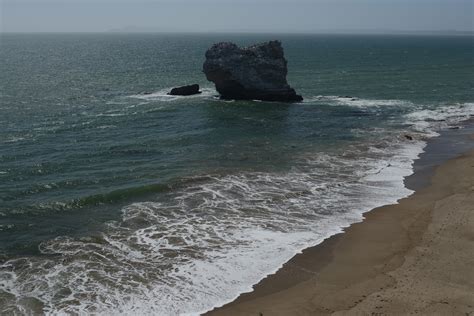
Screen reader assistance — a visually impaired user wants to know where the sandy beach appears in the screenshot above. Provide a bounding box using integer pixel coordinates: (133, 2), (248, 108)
(208, 146), (474, 315)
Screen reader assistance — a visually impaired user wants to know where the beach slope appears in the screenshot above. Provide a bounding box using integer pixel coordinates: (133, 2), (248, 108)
(208, 150), (474, 315)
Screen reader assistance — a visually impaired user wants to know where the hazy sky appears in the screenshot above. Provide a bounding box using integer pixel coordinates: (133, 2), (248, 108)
(1, 0), (473, 33)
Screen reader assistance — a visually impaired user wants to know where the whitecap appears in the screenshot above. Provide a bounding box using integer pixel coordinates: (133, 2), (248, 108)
(129, 87), (217, 102)
(405, 102), (474, 136)
(2, 136), (26, 143)
(303, 95), (414, 108)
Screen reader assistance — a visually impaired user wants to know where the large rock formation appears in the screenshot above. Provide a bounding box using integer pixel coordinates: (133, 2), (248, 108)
(168, 84), (201, 96)
(203, 41), (303, 102)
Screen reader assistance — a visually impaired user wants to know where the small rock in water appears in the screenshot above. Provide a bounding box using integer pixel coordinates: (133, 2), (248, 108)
(404, 134), (414, 141)
(203, 40), (303, 102)
(168, 84), (202, 96)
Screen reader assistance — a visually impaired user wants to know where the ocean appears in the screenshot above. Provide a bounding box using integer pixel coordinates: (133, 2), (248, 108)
(0, 33), (473, 315)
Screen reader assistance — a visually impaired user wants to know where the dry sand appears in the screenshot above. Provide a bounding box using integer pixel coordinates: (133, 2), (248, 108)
(207, 150), (474, 315)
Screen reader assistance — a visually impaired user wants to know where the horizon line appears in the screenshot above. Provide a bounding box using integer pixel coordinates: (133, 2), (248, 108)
(1, 30), (473, 36)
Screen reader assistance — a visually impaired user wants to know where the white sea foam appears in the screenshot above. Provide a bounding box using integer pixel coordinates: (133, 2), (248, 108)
(405, 102), (474, 136)
(0, 140), (425, 315)
(0, 101), (472, 315)
(303, 95), (414, 108)
(2, 136), (26, 143)
(96, 112), (128, 117)
(129, 87), (217, 102)
(335, 98), (413, 108)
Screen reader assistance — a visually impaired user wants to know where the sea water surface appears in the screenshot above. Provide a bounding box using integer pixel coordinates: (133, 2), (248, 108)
(0, 33), (473, 315)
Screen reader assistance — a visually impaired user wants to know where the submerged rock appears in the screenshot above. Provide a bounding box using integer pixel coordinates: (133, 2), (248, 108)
(168, 84), (201, 96)
(203, 40), (303, 102)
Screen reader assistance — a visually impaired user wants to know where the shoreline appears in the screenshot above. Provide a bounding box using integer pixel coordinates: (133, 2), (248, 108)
(205, 126), (474, 315)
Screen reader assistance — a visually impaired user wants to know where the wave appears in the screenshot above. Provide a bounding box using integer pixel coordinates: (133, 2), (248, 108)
(1, 136), (27, 144)
(128, 87), (218, 102)
(0, 101), (472, 315)
(405, 102), (474, 136)
(302, 95), (415, 108)
(69, 183), (173, 208)
(33, 177), (211, 211)
(0, 140), (425, 315)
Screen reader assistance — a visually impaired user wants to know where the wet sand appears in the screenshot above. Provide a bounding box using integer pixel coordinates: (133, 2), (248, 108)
(207, 146), (474, 315)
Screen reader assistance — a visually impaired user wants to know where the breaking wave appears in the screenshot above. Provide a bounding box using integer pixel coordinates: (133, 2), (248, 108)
(129, 87), (217, 102)
(302, 95), (415, 108)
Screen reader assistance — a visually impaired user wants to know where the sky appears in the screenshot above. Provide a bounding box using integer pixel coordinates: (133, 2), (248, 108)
(1, 0), (473, 33)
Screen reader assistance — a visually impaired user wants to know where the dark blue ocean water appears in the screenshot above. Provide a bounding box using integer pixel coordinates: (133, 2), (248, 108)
(0, 33), (473, 314)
